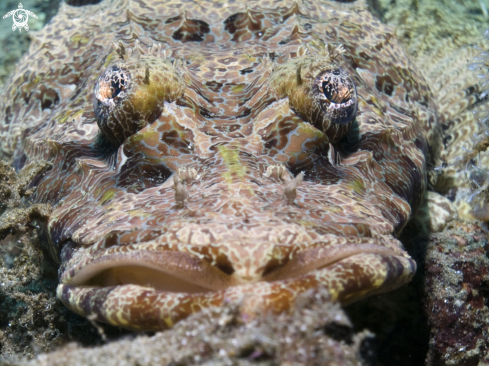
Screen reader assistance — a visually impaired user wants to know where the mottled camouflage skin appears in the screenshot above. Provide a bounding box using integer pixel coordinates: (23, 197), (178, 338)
(0, 0), (469, 331)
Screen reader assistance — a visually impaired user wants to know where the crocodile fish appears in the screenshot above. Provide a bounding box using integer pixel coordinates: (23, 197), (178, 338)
(0, 0), (480, 331)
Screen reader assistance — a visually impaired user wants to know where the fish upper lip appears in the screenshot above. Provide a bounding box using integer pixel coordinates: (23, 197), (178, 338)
(61, 235), (408, 293)
(61, 246), (234, 291)
(262, 242), (407, 281)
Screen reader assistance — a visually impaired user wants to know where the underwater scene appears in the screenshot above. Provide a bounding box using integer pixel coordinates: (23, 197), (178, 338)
(1, 0), (489, 364)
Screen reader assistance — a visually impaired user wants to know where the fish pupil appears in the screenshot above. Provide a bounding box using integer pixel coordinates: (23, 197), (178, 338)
(322, 76), (350, 105)
(110, 76), (125, 98)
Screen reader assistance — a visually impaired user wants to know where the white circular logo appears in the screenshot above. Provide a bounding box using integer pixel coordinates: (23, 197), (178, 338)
(12, 8), (29, 30)
(2, 3), (38, 32)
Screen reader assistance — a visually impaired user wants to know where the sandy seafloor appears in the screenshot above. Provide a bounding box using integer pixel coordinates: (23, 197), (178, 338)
(1, 0), (489, 365)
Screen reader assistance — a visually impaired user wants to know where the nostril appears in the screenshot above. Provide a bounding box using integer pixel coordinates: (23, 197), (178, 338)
(214, 254), (234, 275)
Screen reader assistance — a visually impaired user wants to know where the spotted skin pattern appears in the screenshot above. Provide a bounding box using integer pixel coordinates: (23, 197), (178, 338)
(0, 0), (462, 331)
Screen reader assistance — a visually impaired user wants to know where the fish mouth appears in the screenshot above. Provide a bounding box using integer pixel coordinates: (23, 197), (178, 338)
(57, 235), (415, 332)
(57, 239), (416, 331)
(60, 236), (407, 293)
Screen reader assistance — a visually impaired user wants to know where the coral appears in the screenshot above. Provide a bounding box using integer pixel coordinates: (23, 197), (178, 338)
(424, 221), (489, 365)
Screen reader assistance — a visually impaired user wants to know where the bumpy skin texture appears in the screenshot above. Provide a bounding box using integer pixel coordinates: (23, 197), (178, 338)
(0, 0), (448, 331)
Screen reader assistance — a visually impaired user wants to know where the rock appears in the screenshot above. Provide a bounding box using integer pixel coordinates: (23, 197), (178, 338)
(424, 220), (489, 365)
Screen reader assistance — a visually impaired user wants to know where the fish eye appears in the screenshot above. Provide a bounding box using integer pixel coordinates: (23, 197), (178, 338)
(93, 65), (135, 145)
(268, 52), (358, 143)
(313, 68), (357, 125)
(95, 66), (129, 104)
(93, 46), (185, 145)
